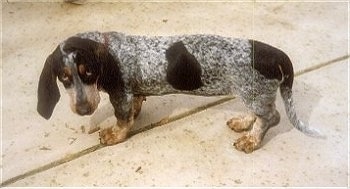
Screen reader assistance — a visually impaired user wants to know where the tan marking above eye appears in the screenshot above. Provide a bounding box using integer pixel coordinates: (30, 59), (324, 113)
(78, 64), (92, 76)
(78, 64), (86, 75)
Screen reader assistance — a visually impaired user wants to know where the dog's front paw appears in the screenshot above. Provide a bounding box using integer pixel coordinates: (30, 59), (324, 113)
(233, 134), (261, 153)
(99, 127), (128, 145)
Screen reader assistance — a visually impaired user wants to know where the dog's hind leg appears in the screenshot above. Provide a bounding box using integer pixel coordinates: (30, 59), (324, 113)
(233, 92), (281, 153)
(234, 103), (280, 153)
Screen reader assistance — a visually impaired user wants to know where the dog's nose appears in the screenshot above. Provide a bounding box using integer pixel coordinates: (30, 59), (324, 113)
(76, 103), (92, 115)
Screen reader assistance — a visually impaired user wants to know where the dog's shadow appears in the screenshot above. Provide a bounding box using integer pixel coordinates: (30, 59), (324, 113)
(263, 81), (322, 144)
(90, 81), (321, 145)
(89, 94), (220, 134)
(218, 80), (322, 145)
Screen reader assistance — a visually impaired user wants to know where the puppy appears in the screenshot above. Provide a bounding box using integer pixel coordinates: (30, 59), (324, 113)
(37, 31), (322, 153)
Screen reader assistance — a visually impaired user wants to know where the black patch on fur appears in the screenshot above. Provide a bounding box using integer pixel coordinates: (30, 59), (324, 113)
(166, 41), (203, 90)
(250, 40), (294, 89)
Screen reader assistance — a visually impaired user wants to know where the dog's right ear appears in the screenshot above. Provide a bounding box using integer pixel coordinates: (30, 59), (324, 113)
(37, 47), (62, 119)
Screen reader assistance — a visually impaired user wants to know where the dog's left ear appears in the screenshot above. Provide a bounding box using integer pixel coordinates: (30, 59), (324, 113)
(37, 47), (61, 119)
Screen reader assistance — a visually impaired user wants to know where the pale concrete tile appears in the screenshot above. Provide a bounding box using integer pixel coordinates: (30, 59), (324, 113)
(3, 2), (346, 71)
(10, 60), (348, 187)
(253, 2), (348, 72)
(2, 85), (222, 181)
(258, 60), (348, 187)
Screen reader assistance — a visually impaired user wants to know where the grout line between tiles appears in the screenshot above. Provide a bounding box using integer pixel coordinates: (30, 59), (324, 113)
(295, 55), (349, 77)
(129, 96), (235, 137)
(1, 54), (349, 187)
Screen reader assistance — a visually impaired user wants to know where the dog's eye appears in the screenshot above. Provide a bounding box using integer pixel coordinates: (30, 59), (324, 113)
(78, 64), (92, 77)
(61, 67), (71, 81)
(86, 68), (92, 76)
(62, 73), (69, 81)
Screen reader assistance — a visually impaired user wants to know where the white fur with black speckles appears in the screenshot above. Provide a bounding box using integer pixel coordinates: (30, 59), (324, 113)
(74, 31), (280, 112)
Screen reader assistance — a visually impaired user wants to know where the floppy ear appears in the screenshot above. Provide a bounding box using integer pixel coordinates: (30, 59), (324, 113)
(37, 48), (61, 119)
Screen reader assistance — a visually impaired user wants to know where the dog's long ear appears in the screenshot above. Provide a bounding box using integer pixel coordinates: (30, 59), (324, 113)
(37, 47), (61, 119)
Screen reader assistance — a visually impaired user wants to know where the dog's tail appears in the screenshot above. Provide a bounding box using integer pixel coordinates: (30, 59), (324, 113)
(278, 56), (325, 138)
(280, 86), (324, 138)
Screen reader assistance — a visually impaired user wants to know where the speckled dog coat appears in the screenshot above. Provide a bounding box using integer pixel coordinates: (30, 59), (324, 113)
(37, 31), (322, 153)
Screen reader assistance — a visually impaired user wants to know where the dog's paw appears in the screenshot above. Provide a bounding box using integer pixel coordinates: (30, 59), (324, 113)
(226, 114), (256, 133)
(99, 127), (128, 145)
(233, 134), (260, 153)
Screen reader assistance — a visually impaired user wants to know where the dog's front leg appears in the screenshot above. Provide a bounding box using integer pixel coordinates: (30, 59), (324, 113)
(99, 93), (134, 145)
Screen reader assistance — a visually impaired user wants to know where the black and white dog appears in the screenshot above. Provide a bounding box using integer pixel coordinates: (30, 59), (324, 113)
(37, 31), (322, 153)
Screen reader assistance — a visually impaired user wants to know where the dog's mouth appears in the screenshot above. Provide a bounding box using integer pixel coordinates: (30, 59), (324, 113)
(66, 84), (101, 116)
(70, 101), (98, 116)
(75, 103), (95, 116)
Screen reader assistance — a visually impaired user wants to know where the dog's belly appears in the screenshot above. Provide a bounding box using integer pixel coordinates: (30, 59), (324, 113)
(134, 81), (235, 96)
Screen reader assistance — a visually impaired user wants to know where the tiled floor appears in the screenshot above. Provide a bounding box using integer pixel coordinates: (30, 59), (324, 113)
(1, 1), (349, 187)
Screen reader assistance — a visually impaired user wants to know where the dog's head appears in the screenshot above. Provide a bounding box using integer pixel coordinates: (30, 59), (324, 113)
(37, 36), (122, 119)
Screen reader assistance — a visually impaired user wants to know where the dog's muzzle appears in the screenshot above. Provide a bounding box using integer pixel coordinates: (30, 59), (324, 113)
(75, 102), (94, 115)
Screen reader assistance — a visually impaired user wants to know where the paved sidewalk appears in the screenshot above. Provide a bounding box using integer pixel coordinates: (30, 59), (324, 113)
(1, 1), (349, 187)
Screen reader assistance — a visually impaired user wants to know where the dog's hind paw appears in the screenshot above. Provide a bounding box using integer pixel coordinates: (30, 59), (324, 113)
(227, 113), (256, 133)
(233, 134), (261, 153)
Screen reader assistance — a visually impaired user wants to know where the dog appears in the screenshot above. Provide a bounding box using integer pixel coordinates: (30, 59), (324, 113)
(37, 31), (322, 153)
